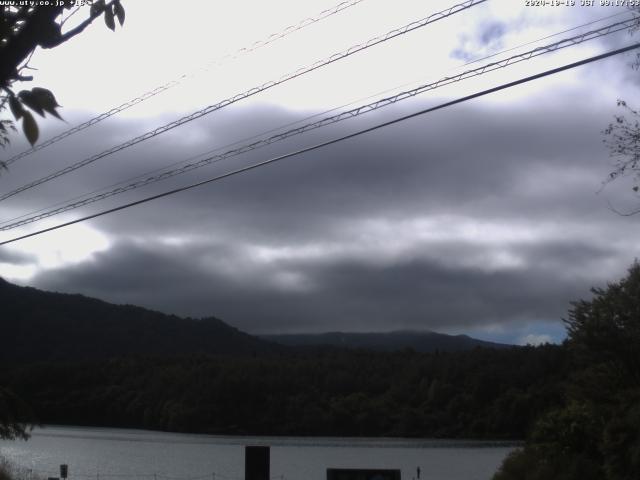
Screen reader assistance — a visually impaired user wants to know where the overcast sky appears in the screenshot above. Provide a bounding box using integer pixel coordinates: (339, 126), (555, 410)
(2, 0), (640, 345)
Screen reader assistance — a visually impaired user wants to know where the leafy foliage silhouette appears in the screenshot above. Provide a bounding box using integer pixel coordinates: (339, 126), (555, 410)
(0, 1), (125, 439)
(0, 1), (125, 151)
(494, 263), (640, 480)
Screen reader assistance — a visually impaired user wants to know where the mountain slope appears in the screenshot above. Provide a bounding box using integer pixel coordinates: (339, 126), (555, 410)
(0, 278), (509, 363)
(0, 278), (279, 362)
(262, 330), (511, 352)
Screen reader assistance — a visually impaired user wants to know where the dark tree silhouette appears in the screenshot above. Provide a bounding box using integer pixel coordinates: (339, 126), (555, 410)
(0, 1), (125, 440)
(0, 387), (33, 440)
(0, 1), (125, 148)
(494, 263), (640, 480)
(601, 7), (640, 214)
(603, 100), (640, 215)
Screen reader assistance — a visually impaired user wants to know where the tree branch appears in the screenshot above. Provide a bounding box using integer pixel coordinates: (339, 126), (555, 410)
(0, 6), (64, 87)
(56, 1), (116, 45)
(0, 2), (116, 87)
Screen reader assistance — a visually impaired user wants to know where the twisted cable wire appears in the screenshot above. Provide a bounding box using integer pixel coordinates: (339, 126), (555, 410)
(2, 0), (367, 167)
(0, 0), (487, 202)
(0, 112), (337, 227)
(1, 14), (636, 231)
(2, 41), (639, 247)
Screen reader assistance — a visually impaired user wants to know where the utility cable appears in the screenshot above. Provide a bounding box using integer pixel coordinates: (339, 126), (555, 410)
(1, 15), (636, 231)
(0, 0), (486, 202)
(1, 42), (638, 247)
(2, 8), (629, 230)
(2, 0), (367, 167)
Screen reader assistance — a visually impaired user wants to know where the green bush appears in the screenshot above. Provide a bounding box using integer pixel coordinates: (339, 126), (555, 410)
(493, 446), (603, 480)
(493, 263), (640, 480)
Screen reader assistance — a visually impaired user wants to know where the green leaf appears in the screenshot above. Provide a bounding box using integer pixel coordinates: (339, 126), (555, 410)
(114, 1), (125, 26)
(22, 110), (39, 146)
(31, 87), (63, 120)
(8, 95), (23, 120)
(18, 90), (45, 117)
(31, 87), (60, 108)
(104, 5), (116, 31)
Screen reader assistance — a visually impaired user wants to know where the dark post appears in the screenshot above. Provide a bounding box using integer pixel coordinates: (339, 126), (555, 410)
(245, 446), (270, 480)
(327, 469), (401, 480)
(60, 465), (68, 480)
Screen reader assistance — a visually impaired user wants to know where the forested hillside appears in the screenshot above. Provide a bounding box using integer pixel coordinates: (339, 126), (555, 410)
(0, 278), (278, 361)
(0, 277), (568, 439)
(494, 263), (640, 479)
(0, 346), (566, 438)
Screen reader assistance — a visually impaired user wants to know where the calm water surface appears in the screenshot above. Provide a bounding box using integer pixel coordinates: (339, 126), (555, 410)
(0, 426), (517, 480)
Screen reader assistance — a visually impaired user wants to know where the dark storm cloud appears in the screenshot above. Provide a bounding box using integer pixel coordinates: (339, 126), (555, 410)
(85, 91), (621, 239)
(32, 235), (597, 334)
(32, 240), (239, 314)
(0, 248), (35, 265)
(8, 66), (640, 336)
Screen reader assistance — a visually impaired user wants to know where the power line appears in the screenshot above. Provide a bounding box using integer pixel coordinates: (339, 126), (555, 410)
(2, 0), (367, 167)
(2, 15), (636, 231)
(2, 14), (633, 229)
(0, 0), (486, 202)
(3, 12), (627, 232)
(456, 9), (633, 69)
(0, 115), (329, 228)
(1, 42), (637, 247)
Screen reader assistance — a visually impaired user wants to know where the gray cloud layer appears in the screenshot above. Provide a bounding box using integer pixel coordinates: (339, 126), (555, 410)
(2, 26), (640, 344)
(0, 69), (635, 343)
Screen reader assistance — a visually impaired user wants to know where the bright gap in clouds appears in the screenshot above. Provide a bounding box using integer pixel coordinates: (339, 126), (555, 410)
(458, 320), (567, 345)
(0, 224), (110, 283)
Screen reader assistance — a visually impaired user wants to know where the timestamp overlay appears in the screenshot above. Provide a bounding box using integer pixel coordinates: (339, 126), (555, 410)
(0, 1), (94, 6)
(525, 0), (640, 6)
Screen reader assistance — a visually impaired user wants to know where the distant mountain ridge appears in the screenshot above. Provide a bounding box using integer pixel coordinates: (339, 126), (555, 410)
(262, 330), (511, 352)
(0, 277), (279, 362)
(0, 278), (510, 363)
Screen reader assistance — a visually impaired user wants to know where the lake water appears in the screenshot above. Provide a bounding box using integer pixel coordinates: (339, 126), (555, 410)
(0, 426), (517, 480)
